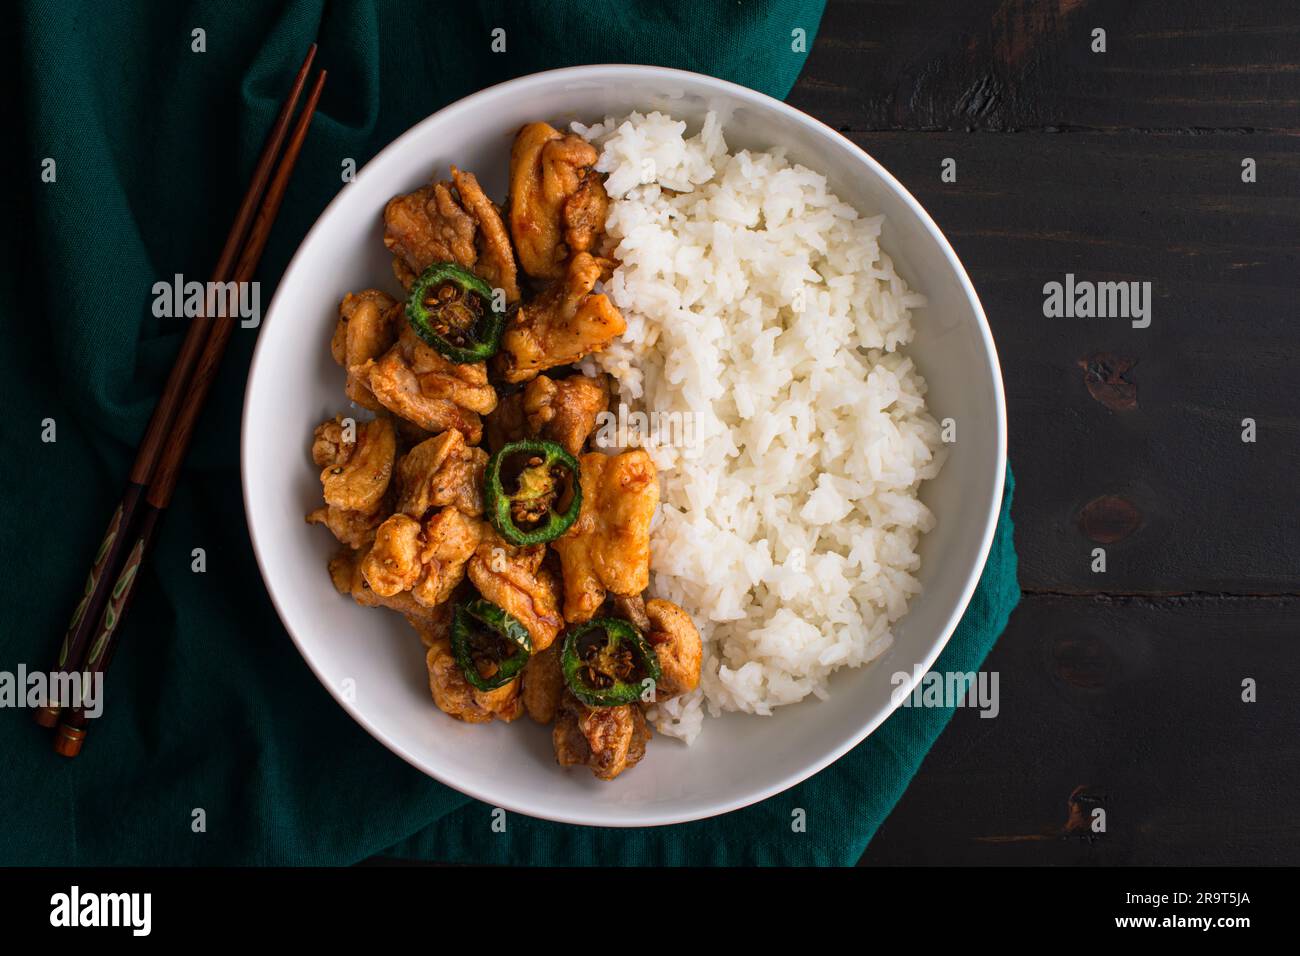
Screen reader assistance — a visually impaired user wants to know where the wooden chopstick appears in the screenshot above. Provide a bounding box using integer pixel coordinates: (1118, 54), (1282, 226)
(47, 59), (327, 757)
(34, 44), (320, 731)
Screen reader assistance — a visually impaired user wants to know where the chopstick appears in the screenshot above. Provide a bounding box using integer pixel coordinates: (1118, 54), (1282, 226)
(34, 45), (320, 732)
(43, 52), (326, 757)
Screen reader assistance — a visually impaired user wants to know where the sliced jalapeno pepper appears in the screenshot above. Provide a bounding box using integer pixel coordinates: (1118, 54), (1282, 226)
(561, 617), (662, 707)
(405, 261), (503, 363)
(485, 439), (582, 546)
(451, 598), (532, 691)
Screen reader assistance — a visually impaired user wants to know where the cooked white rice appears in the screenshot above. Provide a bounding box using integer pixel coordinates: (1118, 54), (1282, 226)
(573, 111), (944, 743)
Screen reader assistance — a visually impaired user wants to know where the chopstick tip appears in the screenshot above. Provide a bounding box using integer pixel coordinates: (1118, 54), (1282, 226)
(297, 43), (318, 79)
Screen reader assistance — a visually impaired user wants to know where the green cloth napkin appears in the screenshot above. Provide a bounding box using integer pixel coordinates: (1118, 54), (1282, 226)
(3, 0), (1018, 866)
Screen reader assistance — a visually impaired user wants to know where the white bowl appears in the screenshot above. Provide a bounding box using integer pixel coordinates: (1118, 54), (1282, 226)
(242, 65), (1006, 827)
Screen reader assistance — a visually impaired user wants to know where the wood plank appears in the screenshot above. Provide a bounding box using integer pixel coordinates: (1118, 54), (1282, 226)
(841, 130), (1300, 593)
(791, 0), (1300, 132)
(860, 593), (1300, 865)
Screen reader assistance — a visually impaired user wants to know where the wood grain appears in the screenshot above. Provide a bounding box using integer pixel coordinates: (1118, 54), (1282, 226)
(789, 0), (1300, 132)
(861, 594), (1300, 865)
(843, 130), (1300, 594)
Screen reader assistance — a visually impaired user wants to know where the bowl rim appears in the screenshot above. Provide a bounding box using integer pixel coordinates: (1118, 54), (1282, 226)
(241, 63), (1008, 827)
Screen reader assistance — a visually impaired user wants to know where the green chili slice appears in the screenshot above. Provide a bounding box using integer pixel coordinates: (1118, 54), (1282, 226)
(451, 598), (532, 691)
(405, 261), (503, 363)
(561, 618), (662, 707)
(485, 439), (582, 545)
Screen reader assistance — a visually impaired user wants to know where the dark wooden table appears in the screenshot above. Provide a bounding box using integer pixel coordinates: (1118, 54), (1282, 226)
(782, 0), (1299, 865)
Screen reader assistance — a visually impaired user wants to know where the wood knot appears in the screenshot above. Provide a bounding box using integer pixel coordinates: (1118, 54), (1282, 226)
(1078, 352), (1137, 412)
(1077, 494), (1142, 543)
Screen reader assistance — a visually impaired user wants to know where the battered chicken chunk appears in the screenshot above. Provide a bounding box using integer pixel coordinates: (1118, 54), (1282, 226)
(485, 373), (609, 455)
(508, 122), (607, 280)
(520, 643), (564, 725)
(360, 508), (484, 608)
(308, 502), (388, 550)
(307, 416), (397, 549)
(466, 530), (564, 651)
(330, 290), (402, 410)
(410, 509), (484, 608)
(328, 547), (441, 628)
(384, 168), (520, 304)
(553, 693), (650, 780)
(497, 253), (627, 383)
(563, 170), (610, 262)
(644, 599), (702, 700)
(484, 389), (529, 454)
(384, 179), (476, 288)
(363, 325), (497, 443)
(314, 415), (397, 513)
(522, 373), (609, 455)
(426, 628), (523, 724)
(395, 429), (487, 519)
(551, 450), (659, 623)
(451, 167), (520, 304)
(612, 593), (652, 632)
(407, 599), (453, 646)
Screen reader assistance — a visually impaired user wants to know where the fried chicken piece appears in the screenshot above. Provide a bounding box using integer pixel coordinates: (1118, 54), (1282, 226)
(330, 290), (403, 410)
(466, 529), (564, 651)
(553, 693), (650, 781)
(644, 599), (702, 700)
(307, 416), (397, 549)
(563, 171), (609, 262)
(395, 428), (487, 519)
(451, 166), (520, 304)
(314, 416), (397, 513)
(384, 169), (521, 306)
(520, 643), (564, 725)
(484, 373), (609, 456)
(328, 546), (366, 594)
(311, 419), (348, 469)
(522, 373), (609, 455)
(509, 122), (606, 279)
(551, 450), (658, 623)
(327, 547), (441, 628)
(612, 593), (652, 632)
(407, 600), (453, 647)
(358, 513), (423, 596)
(497, 253), (627, 384)
(484, 389), (529, 454)
(384, 180), (477, 288)
(425, 629), (523, 724)
(308, 502), (388, 550)
(363, 326), (496, 443)
(411, 509), (485, 607)
(360, 508), (484, 608)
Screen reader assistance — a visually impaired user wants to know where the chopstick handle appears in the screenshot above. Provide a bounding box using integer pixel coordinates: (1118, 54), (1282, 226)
(33, 483), (147, 728)
(53, 507), (162, 757)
